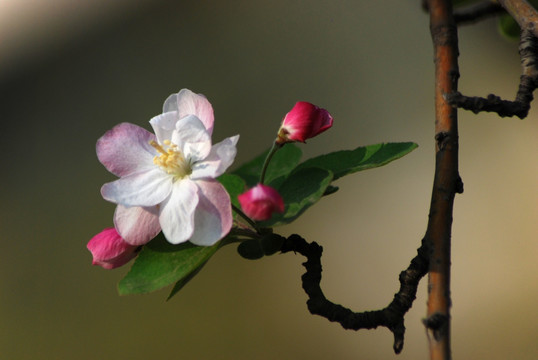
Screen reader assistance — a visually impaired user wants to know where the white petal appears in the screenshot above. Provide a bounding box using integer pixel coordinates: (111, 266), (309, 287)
(189, 180), (232, 246)
(158, 180), (199, 244)
(191, 135), (239, 180)
(96, 123), (156, 177)
(172, 115), (212, 162)
(114, 205), (161, 245)
(176, 89), (214, 135)
(162, 93), (178, 113)
(149, 112), (179, 143)
(101, 168), (172, 207)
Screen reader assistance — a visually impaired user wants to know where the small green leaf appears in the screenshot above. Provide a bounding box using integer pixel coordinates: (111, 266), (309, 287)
(233, 144), (302, 186)
(236, 234), (285, 260)
(118, 234), (221, 295)
(498, 14), (521, 40)
(323, 185), (339, 196)
(294, 142), (418, 180)
(263, 167), (333, 227)
(237, 239), (264, 260)
(497, 0), (538, 40)
(218, 173), (246, 207)
(260, 234), (285, 256)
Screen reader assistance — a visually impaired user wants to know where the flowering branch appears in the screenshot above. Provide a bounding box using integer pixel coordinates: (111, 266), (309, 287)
(281, 234), (430, 354)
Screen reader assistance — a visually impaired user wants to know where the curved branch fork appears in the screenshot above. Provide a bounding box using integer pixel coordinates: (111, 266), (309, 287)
(446, 28), (538, 118)
(281, 234), (430, 354)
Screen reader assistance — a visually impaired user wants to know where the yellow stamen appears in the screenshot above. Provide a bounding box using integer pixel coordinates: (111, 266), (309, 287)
(149, 140), (192, 179)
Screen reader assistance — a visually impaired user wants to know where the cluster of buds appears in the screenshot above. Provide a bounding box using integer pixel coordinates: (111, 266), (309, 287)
(236, 101), (333, 221)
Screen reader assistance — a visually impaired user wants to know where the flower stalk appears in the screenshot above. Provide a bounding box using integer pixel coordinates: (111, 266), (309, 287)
(259, 142), (281, 184)
(231, 203), (260, 232)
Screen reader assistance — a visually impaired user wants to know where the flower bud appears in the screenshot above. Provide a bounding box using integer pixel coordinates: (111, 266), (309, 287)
(87, 228), (139, 269)
(238, 184), (285, 221)
(276, 101), (333, 144)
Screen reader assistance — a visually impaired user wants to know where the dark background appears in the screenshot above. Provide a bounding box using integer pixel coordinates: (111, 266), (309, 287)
(1, 1), (537, 359)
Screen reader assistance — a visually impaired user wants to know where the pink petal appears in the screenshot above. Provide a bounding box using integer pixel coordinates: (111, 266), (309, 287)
(87, 228), (139, 269)
(315, 108), (333, 133)
(238, 184), (284, 221)
(162, 89), (215, 135)
(96, 123), (156, 176)
(158, 180), (199, 244)
(191, 135), (239, 180)
(114, 205), (161, 246)
(176, 89), (215, 135)
(277, 102), (333, 144)
(101, 168), (172, 207)
(189, 179), (232, 246)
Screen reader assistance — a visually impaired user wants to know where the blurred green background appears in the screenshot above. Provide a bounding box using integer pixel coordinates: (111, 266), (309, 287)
(1, 1), (537, 359)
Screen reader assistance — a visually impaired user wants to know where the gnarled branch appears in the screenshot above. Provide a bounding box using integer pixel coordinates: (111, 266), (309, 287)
(281, 234), (430, 354)
(446, 28), (538, 118)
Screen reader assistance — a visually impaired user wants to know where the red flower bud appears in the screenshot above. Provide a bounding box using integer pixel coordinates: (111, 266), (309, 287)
(238, 184), (285, 221)
(87, 228), (139, 269)
(276, 101), (333, 144)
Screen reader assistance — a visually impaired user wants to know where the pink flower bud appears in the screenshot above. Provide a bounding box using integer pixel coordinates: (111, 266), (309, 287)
(276, 101), (333, 144)
(238, 184), (285, 221)
(87, 228), (139, 269)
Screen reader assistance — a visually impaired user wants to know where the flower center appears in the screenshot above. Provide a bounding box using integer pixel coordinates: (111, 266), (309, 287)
(150, 140), (192, 180)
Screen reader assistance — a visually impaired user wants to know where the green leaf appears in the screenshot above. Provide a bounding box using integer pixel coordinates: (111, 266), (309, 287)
(497, 0), (538, 40)
(232, 144), (302, 187)
(498, 13), (521, 40)
(294, 142), (418, 181)
(237, 239), (264, 260)
(260, 233), (285, 256)
(323, 185), (339, 196)
(118, 234), (221, 295)
(167, 260), (209, 301)
(262, 167), (333, 227)
(236, 234), (285, 260)
(218, 173), (246, 207)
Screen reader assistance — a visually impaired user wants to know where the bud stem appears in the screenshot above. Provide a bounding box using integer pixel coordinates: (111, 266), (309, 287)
(259, 142), (282, 184)
(231, 204), (260, 232)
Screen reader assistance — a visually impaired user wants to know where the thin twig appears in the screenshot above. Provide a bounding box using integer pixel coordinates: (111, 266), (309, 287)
(425, 0), (461, 359)
(453, 1), (505, 25)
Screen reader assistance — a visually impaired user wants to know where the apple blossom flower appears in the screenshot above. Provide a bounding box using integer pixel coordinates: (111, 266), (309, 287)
(97, 89), (239, 246)
(276, 101), (333, 144)
(238, 184), (285, 221)
(87, 228), (139, 269)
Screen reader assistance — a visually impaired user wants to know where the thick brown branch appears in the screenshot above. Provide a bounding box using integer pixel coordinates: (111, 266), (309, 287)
(281, 234), (430, 354)
(426, 0), (460, 359)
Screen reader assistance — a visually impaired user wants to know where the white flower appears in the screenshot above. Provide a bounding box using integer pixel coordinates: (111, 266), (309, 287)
(97, 89), (239, 246)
